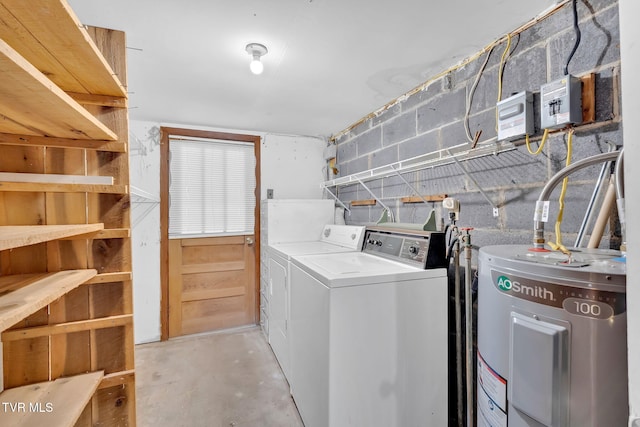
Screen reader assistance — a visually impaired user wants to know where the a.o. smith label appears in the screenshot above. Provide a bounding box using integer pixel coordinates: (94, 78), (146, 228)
(491, 270), (625, 319)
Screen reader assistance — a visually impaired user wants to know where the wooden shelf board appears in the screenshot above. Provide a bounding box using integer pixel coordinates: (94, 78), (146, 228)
(0, 172), (113, 186)
(68, 92), (128, 108)
(0, 269), (97, 332)
(0, 371), (104, 427)
(401, 194), (448, 203)
(98, 370), (135, 390)
(0, 132), (127, 152)
(62, 228), (131, 240)
(0, 182), (127, 194)
(0, 38), (118, 141)
(0, 1), (126, 97)
(350, 199), (377, 206)
(85, 272), (132, 284)
(0, 224), (104, 251)
(2, 313), (132, 341)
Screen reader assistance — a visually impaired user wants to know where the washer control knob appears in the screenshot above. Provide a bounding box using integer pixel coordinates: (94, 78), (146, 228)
(409, 245), (419, 255)
(375, 239), (383, 246)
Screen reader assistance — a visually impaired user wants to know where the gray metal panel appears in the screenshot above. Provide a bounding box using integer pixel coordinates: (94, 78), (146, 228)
(497, 91), (534, 141)
(540, 75), (582, 129)
(509, 312), (569, 426)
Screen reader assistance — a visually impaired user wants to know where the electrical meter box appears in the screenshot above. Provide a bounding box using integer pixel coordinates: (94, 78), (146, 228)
(496, 91), (534, 141)
(540, 75), (582, 129)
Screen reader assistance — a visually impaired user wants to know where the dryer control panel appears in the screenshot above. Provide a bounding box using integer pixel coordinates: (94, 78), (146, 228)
(363, 228), (447, 269)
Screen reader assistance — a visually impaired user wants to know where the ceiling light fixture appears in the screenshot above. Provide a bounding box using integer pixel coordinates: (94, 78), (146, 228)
(245, 43), (268, 75)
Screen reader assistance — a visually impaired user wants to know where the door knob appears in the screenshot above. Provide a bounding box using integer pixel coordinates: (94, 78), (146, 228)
(246, 237), (254, 246)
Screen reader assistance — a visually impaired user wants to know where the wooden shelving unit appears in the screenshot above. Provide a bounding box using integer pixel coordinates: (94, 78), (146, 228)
(0, 0), (135, 425)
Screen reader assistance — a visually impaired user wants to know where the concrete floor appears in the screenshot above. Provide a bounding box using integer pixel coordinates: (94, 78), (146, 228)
(135, 326), (304, 427)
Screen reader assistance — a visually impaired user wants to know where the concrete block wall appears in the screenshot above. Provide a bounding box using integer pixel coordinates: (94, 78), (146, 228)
(333, 0), (622, 250)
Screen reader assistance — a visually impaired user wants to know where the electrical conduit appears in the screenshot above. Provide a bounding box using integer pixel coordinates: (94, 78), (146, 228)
(533, 150), (621, 250)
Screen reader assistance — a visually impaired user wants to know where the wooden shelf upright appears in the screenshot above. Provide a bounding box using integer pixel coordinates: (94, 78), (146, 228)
(0, 0), (136, 425)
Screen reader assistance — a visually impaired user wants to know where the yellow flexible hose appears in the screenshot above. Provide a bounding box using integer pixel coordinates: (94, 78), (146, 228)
(548, 129), (574, 255)
(525, 129), (550, 155)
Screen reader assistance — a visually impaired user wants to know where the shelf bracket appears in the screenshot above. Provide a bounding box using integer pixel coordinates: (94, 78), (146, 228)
(131, 185), (160, 203)
(446, 149), (499, 216)
(323, 187), (351, 215)
(354, 177), (394, 221)
(389, 165), (431, 205)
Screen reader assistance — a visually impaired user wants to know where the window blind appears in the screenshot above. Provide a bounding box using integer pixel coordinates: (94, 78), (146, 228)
(168, 137), (255, 237)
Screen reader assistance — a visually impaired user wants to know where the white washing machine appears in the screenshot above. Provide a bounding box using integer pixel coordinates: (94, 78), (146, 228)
(289, 227), (448, 427)
(268, 224), (365, 380)
(260, 199), (335, 338)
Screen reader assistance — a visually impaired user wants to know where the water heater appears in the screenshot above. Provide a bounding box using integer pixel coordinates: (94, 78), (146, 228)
(477, 245), (627, 427)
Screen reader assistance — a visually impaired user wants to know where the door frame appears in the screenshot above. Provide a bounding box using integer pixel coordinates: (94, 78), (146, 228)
(159, 127), (261, 341)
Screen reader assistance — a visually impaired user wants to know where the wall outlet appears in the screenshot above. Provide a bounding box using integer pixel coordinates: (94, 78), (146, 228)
(497, 91), (534, 141)
(540, 75), (582, 129)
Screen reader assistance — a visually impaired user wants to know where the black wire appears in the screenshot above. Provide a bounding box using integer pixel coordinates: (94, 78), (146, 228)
(563, 0), (582, 75)
(445, 236), (459, 267)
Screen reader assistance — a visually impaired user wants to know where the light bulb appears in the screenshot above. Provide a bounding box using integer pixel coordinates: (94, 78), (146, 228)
(246, 43), (267, 75)
(250, 58), (264, 75)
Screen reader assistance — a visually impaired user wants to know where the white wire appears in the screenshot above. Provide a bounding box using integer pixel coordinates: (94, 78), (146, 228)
(464, 47), (494, 143)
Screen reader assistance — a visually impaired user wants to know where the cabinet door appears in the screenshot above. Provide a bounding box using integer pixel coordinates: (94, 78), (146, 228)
(268, 257), (290, 378)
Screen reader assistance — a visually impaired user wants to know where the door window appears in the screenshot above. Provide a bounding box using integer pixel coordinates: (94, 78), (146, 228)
(168, 136), (256, 238)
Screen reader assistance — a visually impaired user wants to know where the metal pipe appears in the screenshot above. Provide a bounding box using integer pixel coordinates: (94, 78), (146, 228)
(575, 163), (609, 247)
(587, 177), (616, 248)
(614, 149), (626, 250)
(575, 143), (615, 247)
(453, 236), (463, 427)
(533, 150), (620, 249)
(615, 148), (625, 200)
(462, 229), (474, 427)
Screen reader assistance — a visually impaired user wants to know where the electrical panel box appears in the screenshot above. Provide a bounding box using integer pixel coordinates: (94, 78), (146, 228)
(496, 91), (534, 141)
(540, 75), (582, 129)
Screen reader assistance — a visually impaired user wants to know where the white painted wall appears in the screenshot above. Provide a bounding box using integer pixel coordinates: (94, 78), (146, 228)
(619, 1), (640, 424)
(129, 120), (162, 344)
(128, 120), (328, 343)
(261, 134), (327, 200)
